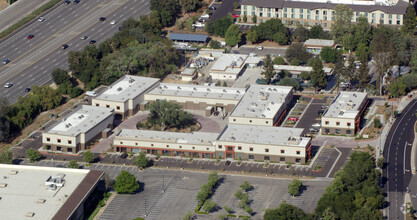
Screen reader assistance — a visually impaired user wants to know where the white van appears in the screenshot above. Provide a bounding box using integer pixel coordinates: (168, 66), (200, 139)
(86, 91), (97, 97)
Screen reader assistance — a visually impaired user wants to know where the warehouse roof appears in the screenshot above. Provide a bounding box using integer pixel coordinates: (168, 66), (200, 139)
(211, 54), (248, 71)
(218, 124), (310, 147)
(230, 85), (293, 119)
(169, 33), (208, 43)
(323, 91), (368, 119)
(116, 129), (219, 145)
(94, 75), (160, 102)
(146, 83), (245, 101)
(0, 164), (101, 220)
(44, 105), (114, 136)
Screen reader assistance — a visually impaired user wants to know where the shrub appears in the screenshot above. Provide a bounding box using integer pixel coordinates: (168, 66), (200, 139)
(373, 117), (381, 128)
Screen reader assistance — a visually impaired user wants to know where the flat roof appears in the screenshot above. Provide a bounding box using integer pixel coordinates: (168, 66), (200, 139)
(230, 84), (293, 119)
(169, 33), (208, 42)
(211, 54), (248, 71)
(274, 65), (333, 74)
(94, 75), (160, 102)
(218, 124), (310, 147)
(116, 129), (219, 145)
(0, 164), (96, 220)
(44, 105), (114, 136)
(241, 0), (408, 14)
(146, 83), (245, 101)
(304, 39), (335, 47)
(323, 91), (367, 119)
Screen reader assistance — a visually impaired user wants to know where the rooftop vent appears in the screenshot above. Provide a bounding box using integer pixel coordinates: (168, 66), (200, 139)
(117, 87), (123, 92)
(0, 183), (7, 188)
(26, 212), (35, 217)
(259, 92), (269, 100)
(37, 198), (46, 204)
(128, 78), (135, 83)
(9, 170), (18, 175)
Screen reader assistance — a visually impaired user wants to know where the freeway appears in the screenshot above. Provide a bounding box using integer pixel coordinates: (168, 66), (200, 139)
(0, 0), (150, 103)
(383, 99), (417, 219)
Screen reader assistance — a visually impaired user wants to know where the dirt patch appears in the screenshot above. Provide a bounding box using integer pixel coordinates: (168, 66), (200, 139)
(0, 1), (8, 11)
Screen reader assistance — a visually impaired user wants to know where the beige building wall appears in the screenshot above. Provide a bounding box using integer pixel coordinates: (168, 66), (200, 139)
(92, 99), (127, 116)
(321, 117), (356, 130)
(42, 134), (77, 148)
(229, 117), (274, 126)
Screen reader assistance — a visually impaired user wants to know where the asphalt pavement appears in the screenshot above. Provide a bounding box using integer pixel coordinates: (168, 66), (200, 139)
(383, 99), (417, 219)
(0, 0), (151, 104)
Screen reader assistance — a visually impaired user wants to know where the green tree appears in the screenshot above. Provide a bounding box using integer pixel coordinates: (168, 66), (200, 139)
(352, 16), (372, 49)
(401, 4), (417, 35)
(147, 100), (194, 130)
(26, 148), (41, 163)
(246, 29), (259, 43)
(114, 170), (140, 194)
(261, 54), (275, 84)
(150, 0), (180, 27)
(180, 0), (200, 13)
(233, 2), (239, 9)
(290, 58), (300, 66)
(331, 5), (353, 44)
(264, 202), (313, 220)
(274, 56), (285, 65)
(205, 16), (233, 37)
(293, 24), (309, 42)
(278, 77), (300, 90)
(209, 40), (221, 49)
(243, 14), (247, 22)
(225, 24), (242, 47)
(320, 47), (341, 63)
(67, 160), (79, 168)
(0, 150), (13, 164)
(52, 68), (71, 85)
(300, 71), (310, 80)
(251, 19), (289, 44)
(355, 43), (369, 61)
(390, 80), (406, 98)
(285, 42), (311, 64)
(342, 54), (355, 84)
(310, 57), (327, 90)
(224, 205), (233, 213)
(0, 98), (11, 142)
(182, 211), (194, 220)
(135, 152), (148, 168)
(376, 156), (384, 169)
(310, 24), (325, 39)
(288, 179), (303, 196)
(240, 181), (252, 192)
(401, 73), (417, 90)
(202, 199), (217, 212)
(251, 15), (257, 23)
(83, 150), (94, 164)
(357, 56), (370, 89)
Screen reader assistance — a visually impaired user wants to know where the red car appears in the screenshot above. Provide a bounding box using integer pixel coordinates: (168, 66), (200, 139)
(27, 34), (34, 39)
(232, 14), (239, 18)
(288, 117), (299, 122)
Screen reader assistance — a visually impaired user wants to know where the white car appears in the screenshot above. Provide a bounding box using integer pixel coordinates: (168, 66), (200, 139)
(80, 35), (88, 40)
(110, 20), (117, 25)
(200, 14), (210, 19)
(38, 17), (45, 22)
(192, 22), (205, 28)
(4, 83), (13, 88)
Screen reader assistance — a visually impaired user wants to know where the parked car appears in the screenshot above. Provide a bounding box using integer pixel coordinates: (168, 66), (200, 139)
(192, 22), (205, 28)
(38, 17), (45, 22)
(200, 14), (210, 18)
(27, 34), (34, 39)
(2, 59), (10, 65)
(208, 6), (216, 10)
(287, 117), (298, 122)
(232, 14), (239, 18)
(120, 152), (128, 158)
(312, 123), (321, 128)
(4, 82), (13, 88)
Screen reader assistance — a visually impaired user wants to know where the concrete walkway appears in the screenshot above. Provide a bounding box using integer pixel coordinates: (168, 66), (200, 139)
(0, 0), (49, 33)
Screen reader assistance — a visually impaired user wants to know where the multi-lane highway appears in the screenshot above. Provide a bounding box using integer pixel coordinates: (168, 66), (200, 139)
(383, 99), (417, 219)
(0, 0), (150, 103)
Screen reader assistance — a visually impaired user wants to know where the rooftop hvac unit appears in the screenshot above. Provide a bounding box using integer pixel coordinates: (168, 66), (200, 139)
(0, 183), (7, 188)
(9, 170), (18, 175)
(37, 198), (46, 204)
(117, 87), (123, 92)
(128, 78), (135, 83)
(26, 212), (35, 217)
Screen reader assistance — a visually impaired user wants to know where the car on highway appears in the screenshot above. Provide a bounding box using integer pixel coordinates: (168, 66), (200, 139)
(2, 59), (10, 65)
(74, 0), (80, 4)
(64, 0), (71, 4)
(80, 35), (88, 40)
(25, 88), (31, 92)
(38, 17), (45, 22)
(89, 40), (96, 44)
(110, 20), (117, 25)
(257, 46), (263, 51)
(27, 34), (34, 39)
(99, 17), (106, 21)
(61, 44), (68, 50)
(4, 83), (13, 88)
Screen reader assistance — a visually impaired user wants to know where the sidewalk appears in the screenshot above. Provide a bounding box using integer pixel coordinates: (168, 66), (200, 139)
(0, 0), (49, 33)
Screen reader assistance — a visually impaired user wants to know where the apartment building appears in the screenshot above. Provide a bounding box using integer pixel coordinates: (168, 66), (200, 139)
(42, 105), (114, 153)
(114, 125), (311, 163)
(92, 75), (160, 119)
(145, 83), (246, 112)
(321, 91), (369, 135)
(240, 0), (408, 28)
(229, 84), (293, 126)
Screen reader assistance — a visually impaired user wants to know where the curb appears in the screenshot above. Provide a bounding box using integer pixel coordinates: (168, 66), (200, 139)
(412, 121), (417, 174)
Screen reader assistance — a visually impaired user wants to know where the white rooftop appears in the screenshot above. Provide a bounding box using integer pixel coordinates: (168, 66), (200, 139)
(274, 65), (333, 74)
(323, 91), (368, 119)
(146, 83), (245, 101)
(94, 75), (160, 102)
(116, 129), (219, 145)
(211, 54), (248, 71)
(231, 84), (293, 119)
(44, 105), (114, 136)
(304, 39), (335, 47)
(0, 164), (89, 220)
(218, 124), (310, 147)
